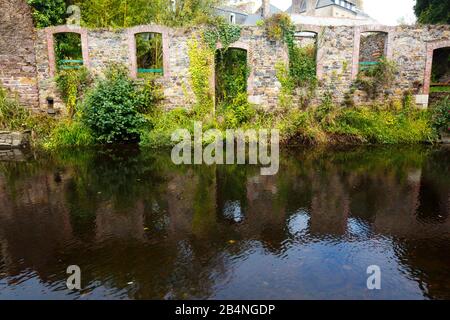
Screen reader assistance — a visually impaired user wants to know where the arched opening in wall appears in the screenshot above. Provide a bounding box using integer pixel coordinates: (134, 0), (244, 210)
(215, 48), (249, 111)
(429, 47), (450, 95)
(135, 32), (164, 77)
(358, 31), (387, 73)
(54, 33), (83, 70)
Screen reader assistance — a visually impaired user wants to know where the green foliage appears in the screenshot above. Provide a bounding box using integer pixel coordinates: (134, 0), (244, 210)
(431, 96), (450, 137)
(414, 0), (450, 24)
(188, 38), (214, 118)
(215, 48), (248, 105)
(79, 0), (220, 28)
(54, 33), (83, 64)
(203, 21), (242, 50)
(43, 120), (95, 149)
(140, 108), (194, 148)
(80, 65), (147, 143)
(329, 107), (434, 144)
(220, 92), (256, 129)
(27, 0), (66, 28)
(355, 58), (398, 99)
(56, 67), (92, 118)
(288, 44), (317, 89)
(0, 86), (32, 131)
(0, 85), (57, 146)
(136, 33), (163, 73)
(267, 13), (317, 101)
(264, 13), (292, 42)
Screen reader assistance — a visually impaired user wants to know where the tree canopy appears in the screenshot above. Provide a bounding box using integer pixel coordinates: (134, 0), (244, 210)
(28, 0), (223, 28)
(414, 0), (450, 24)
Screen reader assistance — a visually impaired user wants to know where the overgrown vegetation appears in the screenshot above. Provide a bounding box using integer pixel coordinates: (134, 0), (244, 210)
(0, 85), (56, 145)
(355, 58), (398, 99)
(266, 13), (318, 109)
(56, 67), (92, 117)
(430, 96), (450, 138)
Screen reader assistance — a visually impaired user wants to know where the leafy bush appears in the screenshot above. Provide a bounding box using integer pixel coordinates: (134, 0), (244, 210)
(27, 0), (66, 28)
(81, 65), (147, 143)
(221, 93), (256, 129)
(431, 96), (450, 137)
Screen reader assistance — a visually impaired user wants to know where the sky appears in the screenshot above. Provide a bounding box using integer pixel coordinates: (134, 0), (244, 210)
(271, 0), (417, 25)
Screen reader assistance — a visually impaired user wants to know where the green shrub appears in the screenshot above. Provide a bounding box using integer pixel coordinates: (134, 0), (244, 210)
(431, 96), (450, 137)
(221, 92), (256, 129)
(81, 65), (147, 143)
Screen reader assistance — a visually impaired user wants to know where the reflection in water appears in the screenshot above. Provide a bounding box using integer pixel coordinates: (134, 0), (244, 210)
(0, 146), (449, 300)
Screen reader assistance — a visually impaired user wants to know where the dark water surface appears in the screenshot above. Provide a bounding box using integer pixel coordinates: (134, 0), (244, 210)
(0, 145), (449, 300)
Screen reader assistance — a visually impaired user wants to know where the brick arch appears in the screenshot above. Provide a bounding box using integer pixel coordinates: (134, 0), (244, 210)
(215, 41), (254, 96)
(423, 40), (450, 95)
(128, 25), (170, 79)
(46, 25), (89, 77)
(351, 25), (395, 80)
(295, 25), (324, 79)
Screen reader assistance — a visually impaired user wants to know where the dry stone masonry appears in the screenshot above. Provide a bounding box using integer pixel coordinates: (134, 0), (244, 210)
(1, 0), (450, 112)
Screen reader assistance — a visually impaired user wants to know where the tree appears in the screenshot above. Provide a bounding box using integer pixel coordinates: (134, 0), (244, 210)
(414, 0), (450, 24)
(78, 0), (222, 28)
(27, 0), (67, 28)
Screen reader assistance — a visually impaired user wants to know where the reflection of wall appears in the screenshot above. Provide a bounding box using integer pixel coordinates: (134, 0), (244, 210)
(309, 171), (349, 235)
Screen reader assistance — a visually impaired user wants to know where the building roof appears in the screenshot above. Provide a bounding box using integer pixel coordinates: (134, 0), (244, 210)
(215, 5), (249, 16)
(288, 0), (359, 14)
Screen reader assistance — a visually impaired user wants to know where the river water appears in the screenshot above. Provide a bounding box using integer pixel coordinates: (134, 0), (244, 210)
(0, 145), (449, 300)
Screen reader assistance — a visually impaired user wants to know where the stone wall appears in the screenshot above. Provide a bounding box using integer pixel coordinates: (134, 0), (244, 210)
(35, 25), (288, 111)
(0, 1), (449, 112)
(0, 131), (30, 149)
(0, 0), (39, 108)
(359, 32), (386, 62)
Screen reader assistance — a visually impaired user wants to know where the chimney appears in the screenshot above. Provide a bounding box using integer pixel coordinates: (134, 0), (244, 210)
(305, 0), (316, 16)
(262, 0), (270, 18)
(291, 0), (302, 14)
(354, 0), (364, 10)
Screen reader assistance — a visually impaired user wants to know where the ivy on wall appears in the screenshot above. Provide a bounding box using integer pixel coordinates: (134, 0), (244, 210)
(188, 38), (214, 119)
(203, 21), (242, 50)
(266, 15), (317, 86)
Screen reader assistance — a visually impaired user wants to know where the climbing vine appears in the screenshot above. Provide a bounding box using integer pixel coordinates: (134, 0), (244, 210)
(203, 21), (242, 50)
(266, 13), (317, 94)
(187, 38), (214, 119)
(56, 67), (92, 118)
